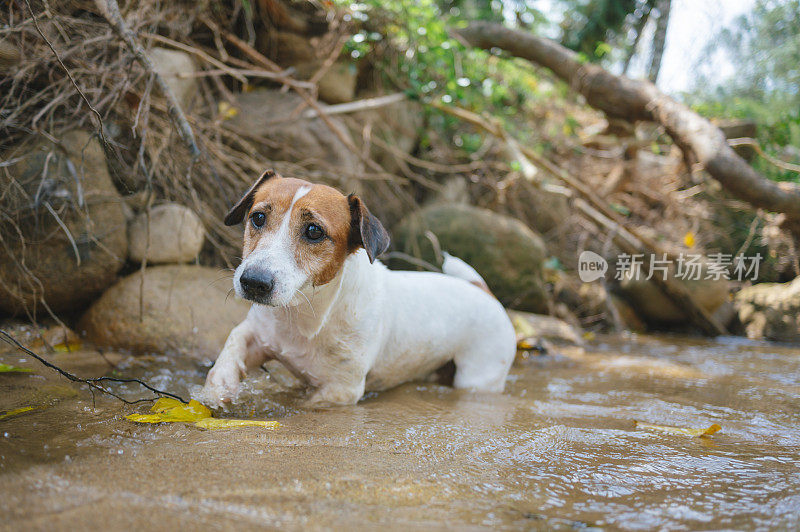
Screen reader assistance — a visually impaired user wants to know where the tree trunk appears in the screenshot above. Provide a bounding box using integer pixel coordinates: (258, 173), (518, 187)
(647, 0), (671, 83)
(454, 21), (800, 229)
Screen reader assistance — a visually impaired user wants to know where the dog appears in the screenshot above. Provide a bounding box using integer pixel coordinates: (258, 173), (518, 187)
(200, 170), (516, 408)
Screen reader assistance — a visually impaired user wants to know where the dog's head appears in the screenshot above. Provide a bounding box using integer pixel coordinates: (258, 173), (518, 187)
(224, 170), (389, 306)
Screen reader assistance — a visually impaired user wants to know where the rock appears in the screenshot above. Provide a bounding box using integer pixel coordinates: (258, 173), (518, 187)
(393, 203), (549, 313)
(716, 119), (757, 140)
(515, 185), (571, 236)
(128, 203), (205, 264)
(270, 31), (317, 64)
(148, 47), (197, 110)
(344, 95), (423, 175)
(294, 60), (358, 104)
(0, 130), (128, 315)
(609, 295), (647, 332)
(0, 40), (21, 71)
(509, 310), (583, 345)
(79, 265), (250, 360)
(264, 2), (329, 35)
(617, 262), (730, 325)
(735, 277), (800, 342)
(227, 89), (362, 182)
(715, 119), (758, 161)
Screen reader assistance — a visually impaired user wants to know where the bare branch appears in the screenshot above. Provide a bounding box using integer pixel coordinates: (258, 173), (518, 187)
(95, 0), (199, 157)
(455, 21), (800, 227)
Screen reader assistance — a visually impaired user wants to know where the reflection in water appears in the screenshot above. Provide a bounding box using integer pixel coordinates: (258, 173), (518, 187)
(1, 334), (799, 530)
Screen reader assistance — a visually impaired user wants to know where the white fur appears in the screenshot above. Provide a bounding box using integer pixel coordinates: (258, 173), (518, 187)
(233, 186), (311, 306)
(203, 249), (516, 408)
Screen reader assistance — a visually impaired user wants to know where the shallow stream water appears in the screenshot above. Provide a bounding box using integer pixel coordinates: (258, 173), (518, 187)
(1, 333), (799, 530)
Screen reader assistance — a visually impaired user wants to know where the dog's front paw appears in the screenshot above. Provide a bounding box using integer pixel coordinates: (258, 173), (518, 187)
(200, 365), (241, 408)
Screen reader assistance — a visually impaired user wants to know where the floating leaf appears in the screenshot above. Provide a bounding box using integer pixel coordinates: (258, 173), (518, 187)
(127, 398), (210, 423)
(636, 421), (721, 438)
(126, 397), (279, 431)
(0, 363), (33, 373)
(684, 232), (696, 248)
(194, 418), (280, 430)
(0, 406), (37, 421)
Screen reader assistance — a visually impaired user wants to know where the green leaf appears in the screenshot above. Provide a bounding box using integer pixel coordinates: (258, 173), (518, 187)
(0, 363), (33, 373)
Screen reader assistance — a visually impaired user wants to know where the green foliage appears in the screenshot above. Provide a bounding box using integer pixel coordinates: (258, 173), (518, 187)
(559, 0), (654, 62)
(337, 0), (558, 151)
(689, 0), (800, 184)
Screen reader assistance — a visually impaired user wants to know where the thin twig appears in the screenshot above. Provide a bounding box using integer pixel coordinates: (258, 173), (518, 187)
(43, 201), (81, 266)
(24, 0), (109, 147)
(0, 330), (187, 404)
(96, 0), (199, 157)
(140, 32), (248, 84)
(301, 93), (408, 118)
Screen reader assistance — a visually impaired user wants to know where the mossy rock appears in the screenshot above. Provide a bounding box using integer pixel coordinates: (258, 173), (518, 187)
(393, 203), (548, 313)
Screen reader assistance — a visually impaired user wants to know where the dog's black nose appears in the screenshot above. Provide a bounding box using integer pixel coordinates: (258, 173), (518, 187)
(239, 268), (275, 301)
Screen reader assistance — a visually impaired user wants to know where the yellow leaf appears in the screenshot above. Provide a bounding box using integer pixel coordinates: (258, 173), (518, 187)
(194, 418), (280, 430)
(52, 340), (83, 352)
(582, 331), (596, 341)
(0, 406), (36, 421)
(126, 398), (211, 423)
(511, 315), (536, 339)
(0, 363), (32, 373)
(517, 339), (536, 350)
(636, 421), (721, 437)
(217, 101), (239, 120)
(684, 231), (696, 248)
(126, 397), (278, 431)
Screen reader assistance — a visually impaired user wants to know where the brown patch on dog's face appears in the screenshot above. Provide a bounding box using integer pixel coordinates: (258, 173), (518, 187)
(291, 185), (353, 286)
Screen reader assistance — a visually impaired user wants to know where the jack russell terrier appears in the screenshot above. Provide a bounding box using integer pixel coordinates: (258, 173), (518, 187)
(200, 170), (516, 408)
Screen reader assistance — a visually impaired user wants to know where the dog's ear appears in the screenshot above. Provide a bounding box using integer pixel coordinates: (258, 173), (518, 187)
(348, 194), (390, 263)
(224, 170), (277, 226)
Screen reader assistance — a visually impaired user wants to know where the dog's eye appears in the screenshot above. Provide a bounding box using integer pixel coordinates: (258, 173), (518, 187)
(250, 212), (266, 229)
(304, 223), (325, 242)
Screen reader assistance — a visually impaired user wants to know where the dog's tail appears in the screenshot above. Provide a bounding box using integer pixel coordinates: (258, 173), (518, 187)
(441, 252), (493, 296)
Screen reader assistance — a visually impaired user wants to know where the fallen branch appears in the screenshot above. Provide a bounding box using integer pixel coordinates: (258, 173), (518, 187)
(0, 330), (187, 404)
(96, 0), (199, 157)
(455, 21), (800, 228)
(301, 93), (408, 119)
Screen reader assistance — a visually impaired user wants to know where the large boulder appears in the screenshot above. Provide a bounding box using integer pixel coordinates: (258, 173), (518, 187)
(393, 203), (549, 313)
(0, 39), (21, 72)
(617, 262), (729, 325)
(735, 277), (800, 342)
(0, 130), (128, 315)
(509, 310), (582, 346)
(79, 265), (250, 360)
(293, 61), (358, 104)
(128, 203), (205, 264)
(148, 47), (197, 110)
(227, 89), (362, 182)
